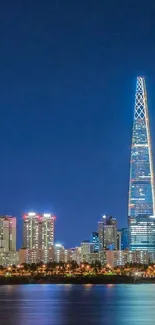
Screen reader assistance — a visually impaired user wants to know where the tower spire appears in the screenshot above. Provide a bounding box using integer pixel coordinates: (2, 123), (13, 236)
(128, 77), (155, 217)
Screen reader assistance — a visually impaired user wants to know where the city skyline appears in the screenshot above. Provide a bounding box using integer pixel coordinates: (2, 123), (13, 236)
(1, 1), (155, 249)
(1, 77), (155, 249)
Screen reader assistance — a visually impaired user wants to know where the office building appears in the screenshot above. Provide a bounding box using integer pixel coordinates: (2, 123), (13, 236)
(121, 228), (128, 250)
(0, 216), (16, 252)
(128, 77), (155, 250)
(72, 247), (81, 265)
(129, 215), (155, 253)
(98, 216), (117, 251)
(117, 231), (122, 250)
(91, 232), (99, 252)
(81, 240), (94, 263)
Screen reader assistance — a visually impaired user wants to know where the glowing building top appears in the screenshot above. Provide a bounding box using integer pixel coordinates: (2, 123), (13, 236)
(128, 77), (155, 218)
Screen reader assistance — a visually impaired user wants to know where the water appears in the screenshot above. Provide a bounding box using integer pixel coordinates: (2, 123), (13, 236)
(0, 284), (155, 325)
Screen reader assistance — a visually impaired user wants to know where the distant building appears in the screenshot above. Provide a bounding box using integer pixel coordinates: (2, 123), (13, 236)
(23, 212), (55, 263)
(91, 232), (99, 252)
(0, 216), (16, 252)
(117, 231), (122, 250)
(99, 249), (150, 267)
(98, 218), (105, 251)
(114, 251), (128, 267)
(85, 252), (99, 264)
(23, 213), (40, 249)
(81, 240), (94, 263)
(54, 244), (65, 263)
(18, 248), (28, 264)
(0, 249), (19, 266)
(98, 216), (117, 251)
(117, 228), (128, 250)
(121, 228), (128, 250)
(64, 248), (75, 263)
(72, 247), (81, 265)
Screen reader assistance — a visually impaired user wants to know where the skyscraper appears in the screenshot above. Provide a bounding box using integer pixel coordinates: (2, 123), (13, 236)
(98, 216), (117, 251)
(23, 212), (40, 249)
(91, 232), (99, 252)
(23, 212), (55, 250)
(121, 228), (128, 250)
(0, 216), (16, 252)
(128, 77), (155, 251)
(23, 212), (55, 262)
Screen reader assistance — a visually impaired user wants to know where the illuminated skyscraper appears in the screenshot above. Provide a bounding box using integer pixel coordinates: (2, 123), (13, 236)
(98, 216), (117, 251)
(23, 212), (40, 249)
(23, 212), (55, 262)
(128, 77), (155, 251)
(0, 216), (16, 252)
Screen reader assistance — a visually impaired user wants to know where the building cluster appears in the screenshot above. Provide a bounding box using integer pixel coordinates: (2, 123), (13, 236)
(0, 213), (154, 268)
(0, 77), (155, 269)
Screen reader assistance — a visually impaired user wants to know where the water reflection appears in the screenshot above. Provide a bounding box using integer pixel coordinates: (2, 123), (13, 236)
(0, 284), (155, 325)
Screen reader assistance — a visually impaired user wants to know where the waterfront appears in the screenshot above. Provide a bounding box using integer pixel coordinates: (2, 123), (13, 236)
(0, 285), (155, 325)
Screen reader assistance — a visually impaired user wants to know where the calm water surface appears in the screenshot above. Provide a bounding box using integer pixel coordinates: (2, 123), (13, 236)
(0, 284), (155, 325)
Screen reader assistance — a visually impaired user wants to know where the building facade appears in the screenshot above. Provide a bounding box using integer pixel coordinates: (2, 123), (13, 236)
(0, 216), (16, 252)
(128, 77), (155, 251)
(54, 244), (65, 263)
(129, 215), (155, 253)
(23, 212), (55, 263)
(117, 231), (122, 250)
(81, 240), (94, 263)
(121, 228), (128, 250)
(91, 232), (99, 252)
(98, 216), (117, 251)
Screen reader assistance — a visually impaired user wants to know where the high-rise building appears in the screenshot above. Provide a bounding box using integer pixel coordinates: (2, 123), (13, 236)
(121, 228), (129, 250)
(0, 216), (16, 252)
(41, 214), (55, 249)
(54, 244), (65, 263)
(117, 230), (122, 250)
(23, 213), (40, 249)
(129, 215), (155, 252)
(128, 77), (155, 251)
(72, 247), (81, 265)
(91, 232), (99, 252)
(81, 240), (94, 263)
(98, 216), (117, 251)
(23, 212), (55, 262)
(98, 217), (105, 251)
(117, 228), (129, 250)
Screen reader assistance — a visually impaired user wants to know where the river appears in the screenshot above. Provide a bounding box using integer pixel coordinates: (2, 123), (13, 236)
(0, 284), (155, 324)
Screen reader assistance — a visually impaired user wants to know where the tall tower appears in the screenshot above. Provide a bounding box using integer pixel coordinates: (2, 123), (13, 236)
(128, 77), (155, 251)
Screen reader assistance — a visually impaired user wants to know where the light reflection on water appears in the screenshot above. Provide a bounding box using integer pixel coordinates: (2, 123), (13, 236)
(0, 284), (155, 325)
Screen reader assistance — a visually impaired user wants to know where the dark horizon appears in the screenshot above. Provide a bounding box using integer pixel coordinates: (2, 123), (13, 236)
(0, 1), (155, 249)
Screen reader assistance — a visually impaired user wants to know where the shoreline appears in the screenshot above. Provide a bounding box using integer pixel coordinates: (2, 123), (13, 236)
(0, 275), (155, 285)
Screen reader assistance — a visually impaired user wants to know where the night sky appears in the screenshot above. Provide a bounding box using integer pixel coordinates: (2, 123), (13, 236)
(0, 0), (155, 248)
